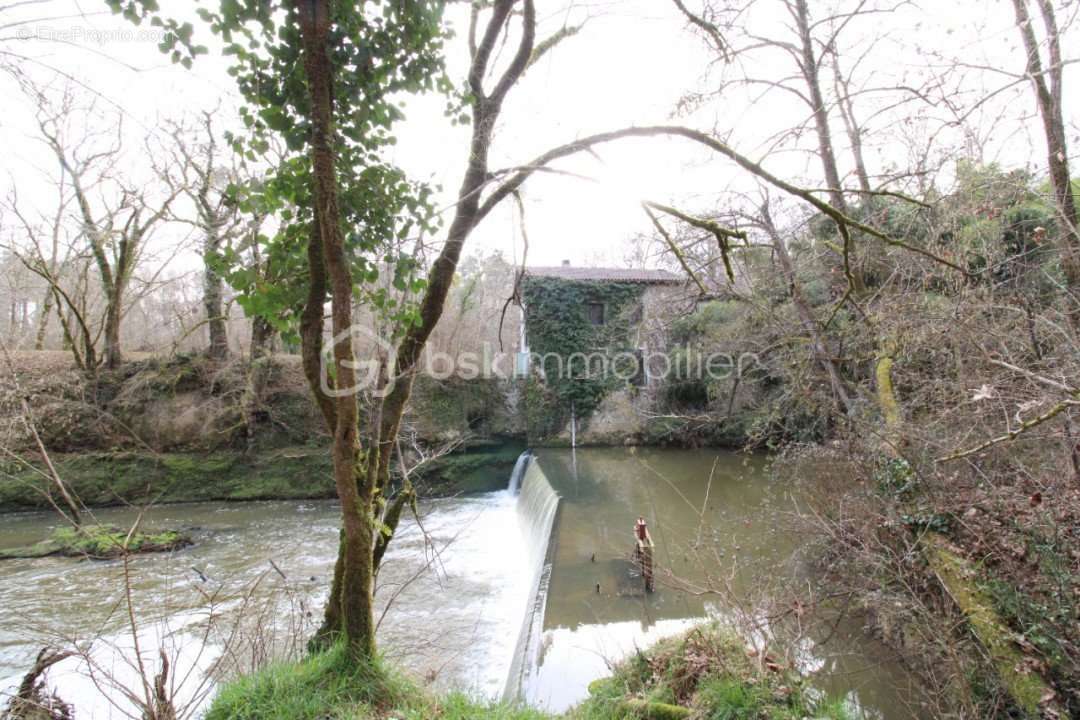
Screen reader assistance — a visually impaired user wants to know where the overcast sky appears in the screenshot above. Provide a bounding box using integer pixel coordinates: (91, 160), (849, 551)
(2, 0), (1078, 273)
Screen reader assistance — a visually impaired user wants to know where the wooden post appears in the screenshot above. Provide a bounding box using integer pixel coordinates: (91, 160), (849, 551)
(634, 516), (655, 593)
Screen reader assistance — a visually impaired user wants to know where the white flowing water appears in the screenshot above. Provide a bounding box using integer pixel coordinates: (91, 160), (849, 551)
(504, 458), (560, 700)
(506, 450), (531, 495)
(0, 492), (540, 717)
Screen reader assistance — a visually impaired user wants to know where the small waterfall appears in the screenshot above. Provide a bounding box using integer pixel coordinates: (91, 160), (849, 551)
(507, 450), (531, 494)
(516, 461), (558, 571)
(504, 458), (560, 701)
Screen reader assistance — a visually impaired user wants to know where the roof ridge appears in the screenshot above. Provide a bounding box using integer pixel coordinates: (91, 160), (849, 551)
(524, 265), (683, 284)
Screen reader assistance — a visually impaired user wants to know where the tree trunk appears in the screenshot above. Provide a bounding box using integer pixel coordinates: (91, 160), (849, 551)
(296, 0), (376, 661)
(242, 315), (276, 452)
(103, 289), (123, 369)
(34, 289), (52, 350)
(793, 0), (868, 296)
(250, 315), (274, 360)
(762, 203), (853, 413)
(1011, 0), (1080, 316)
(833, 57), (872, 195)
(795, 0), (846, 214)
(204, 231), (228, 360)
(317, 0), (537, 640)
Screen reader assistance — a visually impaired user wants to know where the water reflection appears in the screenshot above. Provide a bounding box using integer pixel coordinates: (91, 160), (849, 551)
(522, 447), (920, 717)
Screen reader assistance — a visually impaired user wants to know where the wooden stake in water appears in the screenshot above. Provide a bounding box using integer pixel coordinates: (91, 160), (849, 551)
(634, 516), (655, 593)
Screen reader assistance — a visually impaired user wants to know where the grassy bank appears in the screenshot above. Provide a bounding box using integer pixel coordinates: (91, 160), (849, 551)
(574, 624), (855, 720)
(0, 448), (337, 512)
(206, 625), (855, 720)
(206, 643), (545, 720)
(0, 442), (526, 513)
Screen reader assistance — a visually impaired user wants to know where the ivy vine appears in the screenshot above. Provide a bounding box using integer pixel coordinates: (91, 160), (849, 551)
(522, 277), (646, 438)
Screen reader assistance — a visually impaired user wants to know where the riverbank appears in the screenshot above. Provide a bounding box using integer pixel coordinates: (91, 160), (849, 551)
(203, 625), (855, 720)
(0, 442), (525, 513)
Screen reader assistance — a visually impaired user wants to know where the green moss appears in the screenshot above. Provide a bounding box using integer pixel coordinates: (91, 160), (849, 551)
(412, 442), (526, 496)
(0, 448), (336, 512)
(1, 524), (191, 560)
(982, 540), (1078, 703)
(924, 533), (1055, 717)
(409, 375), (516, 441)
(0, 440), (531, 513)
(0, 539), (61, 559)
(51, 524), (190, 558)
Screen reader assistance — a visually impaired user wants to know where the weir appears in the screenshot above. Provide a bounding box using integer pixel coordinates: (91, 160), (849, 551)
(504, 453), (560, 701)
(507, 450), (531, 494)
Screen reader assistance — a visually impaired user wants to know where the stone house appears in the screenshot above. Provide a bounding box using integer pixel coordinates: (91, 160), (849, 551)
(516, 262), (688, 445)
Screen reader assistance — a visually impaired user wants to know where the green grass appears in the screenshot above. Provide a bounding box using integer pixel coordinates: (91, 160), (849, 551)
(206, 626), (863, 720)
(206, 644), (548, 720)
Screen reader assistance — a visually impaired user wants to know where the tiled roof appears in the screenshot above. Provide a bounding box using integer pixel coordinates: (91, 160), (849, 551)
(525, 266), (683, 284)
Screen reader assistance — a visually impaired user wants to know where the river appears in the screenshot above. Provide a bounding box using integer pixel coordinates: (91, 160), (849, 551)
(0, 447), (922, 718)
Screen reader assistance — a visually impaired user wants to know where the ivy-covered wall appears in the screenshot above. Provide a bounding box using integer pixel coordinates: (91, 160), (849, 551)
(521, 276), (648, 441)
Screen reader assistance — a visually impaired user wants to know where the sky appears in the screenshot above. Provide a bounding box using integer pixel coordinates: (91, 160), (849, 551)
(2, 0), (1078, 275)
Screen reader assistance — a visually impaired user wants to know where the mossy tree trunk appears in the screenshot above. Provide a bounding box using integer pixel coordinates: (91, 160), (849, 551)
(304, 0), (538, 652)
(296, 0), (376, 660)
(203, 227), (228, 361)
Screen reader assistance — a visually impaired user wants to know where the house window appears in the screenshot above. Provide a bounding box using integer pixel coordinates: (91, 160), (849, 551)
(631, 348), (647, 387)
(586, 302), (606, 325)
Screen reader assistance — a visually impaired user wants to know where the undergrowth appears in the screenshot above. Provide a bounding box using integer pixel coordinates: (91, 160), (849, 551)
(566, 624), (854, 720)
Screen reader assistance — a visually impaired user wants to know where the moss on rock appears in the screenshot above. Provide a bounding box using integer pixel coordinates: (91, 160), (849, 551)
(0, 524), (191, 560)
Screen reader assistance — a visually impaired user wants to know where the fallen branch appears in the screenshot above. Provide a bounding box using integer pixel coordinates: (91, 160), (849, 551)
(938, 398), (1079, 462)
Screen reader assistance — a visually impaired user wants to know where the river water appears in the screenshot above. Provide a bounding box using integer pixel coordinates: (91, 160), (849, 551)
(0, 448), (922, 718)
